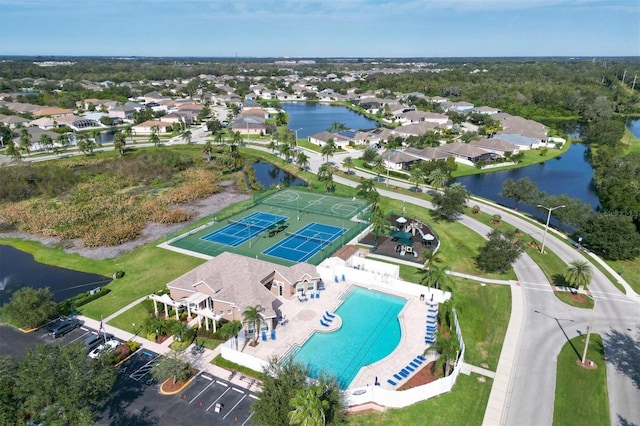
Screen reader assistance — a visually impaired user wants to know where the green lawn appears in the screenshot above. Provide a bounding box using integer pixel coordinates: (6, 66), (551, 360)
(349, 373), (492, 426)
(621, 127), (640, 154)
(608, 258), (640, 294)
(554, 334), (609, 426)
(553, 291), (595, 309)
(449, 278), (511, 370)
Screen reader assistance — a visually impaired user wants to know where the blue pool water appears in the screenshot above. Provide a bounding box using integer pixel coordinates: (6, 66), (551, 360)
(291, 286), (406, 388)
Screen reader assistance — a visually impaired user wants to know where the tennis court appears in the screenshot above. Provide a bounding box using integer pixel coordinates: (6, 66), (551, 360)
(262, 222), (347, 263)
(201, 211), (288, 247)
(261, 190), (367, 219)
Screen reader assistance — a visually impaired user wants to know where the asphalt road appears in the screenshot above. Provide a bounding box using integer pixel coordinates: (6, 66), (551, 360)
(7, 137), (640, 424)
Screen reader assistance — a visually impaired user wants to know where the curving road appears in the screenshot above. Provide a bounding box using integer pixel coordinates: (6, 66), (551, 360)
(7, 135), (640, 425)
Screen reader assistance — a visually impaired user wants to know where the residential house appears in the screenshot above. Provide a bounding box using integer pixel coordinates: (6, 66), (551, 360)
(33, 107), (74, 118)
(472, 106), (501, 115)
(132, 120), (171, 135)
(308, 131), (350, 149)
(469, 138), (519, 156)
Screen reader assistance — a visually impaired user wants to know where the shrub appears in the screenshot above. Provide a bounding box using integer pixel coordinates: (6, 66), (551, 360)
(58, 287), (111, 315)
(146, 332), (157, 342)
(126, 340), (141, 353)
(113, 271), (125, 279)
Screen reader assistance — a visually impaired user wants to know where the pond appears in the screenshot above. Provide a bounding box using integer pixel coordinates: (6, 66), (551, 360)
(250, 159), (306, 189)
(0, 245), (111, 306)
(454, 143), (600, 227)
(282, 102), (378, 138)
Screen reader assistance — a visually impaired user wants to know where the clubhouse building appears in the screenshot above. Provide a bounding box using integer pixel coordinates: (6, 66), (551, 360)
(149, 252), (321, 335)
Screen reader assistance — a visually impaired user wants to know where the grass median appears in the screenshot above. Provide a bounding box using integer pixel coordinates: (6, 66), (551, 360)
(554, 334), (609, 426)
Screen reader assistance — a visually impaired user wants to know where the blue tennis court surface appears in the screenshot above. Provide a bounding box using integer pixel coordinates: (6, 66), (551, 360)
(263, 222), (346, 262)
(201, 211), (288, 247)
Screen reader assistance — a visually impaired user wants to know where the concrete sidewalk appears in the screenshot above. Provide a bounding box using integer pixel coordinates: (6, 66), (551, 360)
(481, 283), (525, 426)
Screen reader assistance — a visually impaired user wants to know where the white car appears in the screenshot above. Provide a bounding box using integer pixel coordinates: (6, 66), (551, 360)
(88, 339), (119, 359)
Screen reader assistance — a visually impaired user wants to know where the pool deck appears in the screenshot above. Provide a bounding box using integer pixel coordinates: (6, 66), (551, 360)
(238, 275), (437, 391)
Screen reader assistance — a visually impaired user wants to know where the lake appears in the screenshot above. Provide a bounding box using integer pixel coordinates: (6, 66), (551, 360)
(282, 102), (378, 138)
(0, 245), (111, 306)
(251, 159), (306, 188)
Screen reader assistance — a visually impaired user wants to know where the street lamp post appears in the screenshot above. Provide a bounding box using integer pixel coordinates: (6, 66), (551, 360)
(537, 204), (565, 254)
(581, 296), (597, 365)
(294, 128), (302, 146)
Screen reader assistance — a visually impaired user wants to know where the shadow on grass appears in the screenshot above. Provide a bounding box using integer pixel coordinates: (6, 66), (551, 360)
(603, 328), (640, 389)
(552, 273), (568, 287)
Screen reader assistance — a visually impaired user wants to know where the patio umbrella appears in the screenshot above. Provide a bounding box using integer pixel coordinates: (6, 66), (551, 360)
(424, 234), (435, 241)
(389, 230), (413, 240)
(396, 217), (407, 224)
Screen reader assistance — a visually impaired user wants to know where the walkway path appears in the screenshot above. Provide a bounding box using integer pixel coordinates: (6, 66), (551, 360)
(103, 295), (149, 322)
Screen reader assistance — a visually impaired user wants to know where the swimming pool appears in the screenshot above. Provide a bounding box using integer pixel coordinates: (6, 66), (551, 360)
(291, 286), (406, 389)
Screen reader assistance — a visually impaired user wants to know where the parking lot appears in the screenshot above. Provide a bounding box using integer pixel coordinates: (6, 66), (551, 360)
(99, 354), (256, 426)
(1, 321), (256, 425)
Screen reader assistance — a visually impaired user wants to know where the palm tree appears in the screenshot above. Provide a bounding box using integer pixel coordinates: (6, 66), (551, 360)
(289, 386), (329, 426)
(180, 129), (192, 145)
(114, 131), (126, 156)
(328, 121), (347, 133)
(6, 142), (22, 161)
(427, 168), (447, 192)
(56, 133), (70, 152)
(242, 305), (263, 344)
(409, 164), (425, 191)
(123, 125), (133, 144)
(214, 130), (225, 146)
(342, 156), (354, 175)
(417, 264), (450, 289)
(296, 151), (310, 170)
(372, 155), (386, 182)
(564, 260), (592, 289)
(431, 330), (460, 377)
(317, 164), (334, 193)
(267, 138), (277, 154)
(279, 142), (292, 161)
(321, 138), (336, 164)
(19, 128), (31, 155)
(356, 178), (379, 208)
(202, 141), (214, 162)
(39, 134), (53, 152)
(371, 207), (387, 242)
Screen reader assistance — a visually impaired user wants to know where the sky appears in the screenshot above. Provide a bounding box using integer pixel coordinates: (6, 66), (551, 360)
(0, 0), (638, 57)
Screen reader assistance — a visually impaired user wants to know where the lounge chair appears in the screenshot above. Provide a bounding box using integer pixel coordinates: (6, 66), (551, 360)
(410, 361), (419, 368)
(399, 370), (408, 378)
(387, 379), (397, 386)
(320, 320), (330, 327)
(270, 330), (276, 340)
(310, 292), (315, 299)
(324, 311), (336, 319)
(261, 331), (267, 341)
(315, 291), (320, 299)
(418, 355), (426, 361)
(322, 315), (333, 323)
(393, 373), (402, 381)
(406, 365), (414, 372)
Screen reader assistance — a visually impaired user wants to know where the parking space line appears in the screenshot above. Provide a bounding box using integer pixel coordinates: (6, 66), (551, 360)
(216, 380), (229, 387)
(249, 394), (259, 400)
(223, 394), (247, 420)
(201, 374), (213, 381)
(189, 379), (215, 404)
(241, 412), (254, 426)
(232, 387), (244, 394)
(129, 355), (158, 381)
(69, 331), (90, 343)
(206, 388), (230, 411)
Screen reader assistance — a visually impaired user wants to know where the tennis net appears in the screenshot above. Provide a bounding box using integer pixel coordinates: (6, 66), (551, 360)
(228, 219), (270, 232)
(285, 232), (330, 245)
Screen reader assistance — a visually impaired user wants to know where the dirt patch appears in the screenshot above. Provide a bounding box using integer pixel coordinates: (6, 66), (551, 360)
(398, 361), (440, 390)
(0, 181), (251, 260)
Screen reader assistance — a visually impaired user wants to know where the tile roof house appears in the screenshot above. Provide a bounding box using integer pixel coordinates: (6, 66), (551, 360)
(469, 138), (520, 156)
(151, 252), (320, 333)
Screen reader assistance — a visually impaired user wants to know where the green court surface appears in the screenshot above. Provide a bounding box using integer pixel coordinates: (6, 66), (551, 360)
(166, 189), (369, 266)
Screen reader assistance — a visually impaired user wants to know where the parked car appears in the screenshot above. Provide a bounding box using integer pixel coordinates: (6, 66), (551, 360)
(84, 332), (114, 352)
(48, 318), (82, 338)
(88, 339), (119, 359)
